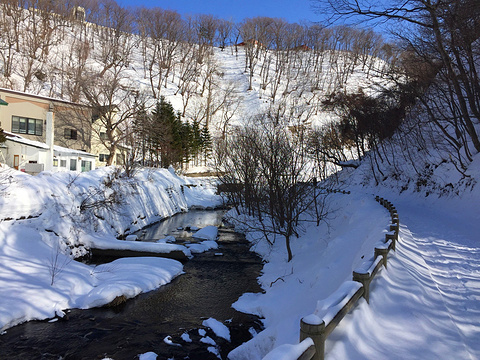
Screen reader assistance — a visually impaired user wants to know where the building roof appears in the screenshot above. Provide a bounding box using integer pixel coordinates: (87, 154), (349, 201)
(4, 132), (96, 158)
(0, 88), (87, 108)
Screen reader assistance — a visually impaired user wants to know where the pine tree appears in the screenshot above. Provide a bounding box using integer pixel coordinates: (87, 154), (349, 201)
(150, 97), (179, 168)
(191, 120), (203, 164)
(200, 124), (212, 164)
(133, 104), (149, 166)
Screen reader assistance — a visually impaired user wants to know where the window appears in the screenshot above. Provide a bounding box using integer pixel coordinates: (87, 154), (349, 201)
(60, 160), (67, 167)
(81, 160), (92, 172)
(64, 128), (78, 140)
(100, 132), (107, 140)
(12, 116), (42, 136)
(53, 159), (58, 167)
(99, 154), (110, 162)
(70, 159), (77, 171)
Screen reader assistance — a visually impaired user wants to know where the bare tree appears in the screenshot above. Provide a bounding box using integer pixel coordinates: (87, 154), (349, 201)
(81, 69), (146, 166)
(216, 113), (329, 262)
(216, 18), (234, 50)
(137, 7), (184, 97)
(240, 17), (274, 90)
(319, 0), (480, 157)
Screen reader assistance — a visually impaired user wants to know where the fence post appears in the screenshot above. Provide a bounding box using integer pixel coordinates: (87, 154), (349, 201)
(391, 214), (399, 225)
(352, 272), (370, 303)
(300, 318), (326, 360)
(375, 247), (389, 268)
(389, 223), (398, 232)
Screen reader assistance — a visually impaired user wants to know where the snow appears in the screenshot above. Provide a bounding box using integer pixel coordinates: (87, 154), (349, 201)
(311, 281), (363, 327)
(0, 36), (479, 358)
(138, 352), (158, 360)
(186, 240), (219, 254)
(192, 225), (219, 240)
(89, 234), (192, 257)
(262, 338), (314, 360)
(1, 156), (480, 360)
(0, 159), (479, 360)
(353, 256), (383, 275)
(228, 163), (480, 360)
(201, 336), (217, 346)
(0, 218), (184, 330)
(163, 335), (182, 347)
(181, 332), (193, 343)
(208, 346), (221, 358)
(0, 166), (222, 331)
(203, 317), (231, 341)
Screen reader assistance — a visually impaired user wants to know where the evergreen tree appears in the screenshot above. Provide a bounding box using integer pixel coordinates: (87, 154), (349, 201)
(149, 97), (200, 168)
(200, 124), (212, 163)
(191, 120), (203, 164)
(150, 97), (179, 168)
(133, 104), (150, 166)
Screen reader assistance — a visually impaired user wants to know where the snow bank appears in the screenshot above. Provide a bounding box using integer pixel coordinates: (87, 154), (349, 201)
(187, 240), (219, 254)
(138, 352), (158, 360)
(310, 281), (363, 327)
(229, 193), (389, 359)
(86, 233), (191, 257)
(353, 255), (383, 276)
(0, 220), (184, 330)
(0, 167), (221, 331)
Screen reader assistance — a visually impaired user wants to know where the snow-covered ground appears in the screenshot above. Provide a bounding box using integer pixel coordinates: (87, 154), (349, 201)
(1, 157), (479, 360)
(227, 155), (480, 360)
(326, 194), (480, 359)
(0, 165), (223, 332)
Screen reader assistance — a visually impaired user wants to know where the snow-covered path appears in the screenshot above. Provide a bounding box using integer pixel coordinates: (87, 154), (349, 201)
(327, 198), (480, 360)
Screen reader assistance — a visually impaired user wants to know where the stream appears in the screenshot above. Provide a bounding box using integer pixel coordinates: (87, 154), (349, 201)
(0, 210), (264, 360)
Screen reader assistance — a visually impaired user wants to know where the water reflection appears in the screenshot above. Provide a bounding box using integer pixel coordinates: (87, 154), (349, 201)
(136, 210), (226, 241)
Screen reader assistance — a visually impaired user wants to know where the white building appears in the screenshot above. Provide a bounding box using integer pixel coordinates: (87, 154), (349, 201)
(2, 132), (96, 174)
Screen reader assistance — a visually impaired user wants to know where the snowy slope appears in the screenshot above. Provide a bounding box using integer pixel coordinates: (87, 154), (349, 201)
(326, 191), (480, 360)
(0, 7), (394, 139)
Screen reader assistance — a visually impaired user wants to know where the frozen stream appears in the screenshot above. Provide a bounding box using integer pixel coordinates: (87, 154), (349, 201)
(0, 210), (264, 359)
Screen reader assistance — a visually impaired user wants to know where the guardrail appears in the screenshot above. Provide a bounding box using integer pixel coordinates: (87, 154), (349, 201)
(262, 195), (400, 360)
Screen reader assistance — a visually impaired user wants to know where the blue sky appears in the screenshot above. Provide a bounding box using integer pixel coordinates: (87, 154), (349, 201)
(116, 0), (322, 24)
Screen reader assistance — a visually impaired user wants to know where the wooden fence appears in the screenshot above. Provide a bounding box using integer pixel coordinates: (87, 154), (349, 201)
(263, 195), (400, 360)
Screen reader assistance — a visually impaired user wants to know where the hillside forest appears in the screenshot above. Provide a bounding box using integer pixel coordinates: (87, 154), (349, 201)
(0, 0), (479, 196)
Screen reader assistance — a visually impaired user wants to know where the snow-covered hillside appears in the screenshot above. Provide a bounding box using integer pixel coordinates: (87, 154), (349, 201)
(0, 6), (396, 138)
(1, 5), (479, 360)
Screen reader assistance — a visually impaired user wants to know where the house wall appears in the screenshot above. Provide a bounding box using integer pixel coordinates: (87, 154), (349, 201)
(0, 140), (47, 173)
(0, 139), (96, 174)
(0, 92), (49, 143)
(0, 89), (92, 152)
(91, 117), (127, 168)
(54, 104), (93, 152)
(52, 151), (96, 173)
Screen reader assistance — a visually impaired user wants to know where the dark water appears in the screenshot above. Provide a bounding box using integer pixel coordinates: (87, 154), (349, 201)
(0, 211), (264, 360)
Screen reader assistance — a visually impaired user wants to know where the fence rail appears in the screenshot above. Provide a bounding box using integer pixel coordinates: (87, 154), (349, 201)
(262, 194), (400, 360)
